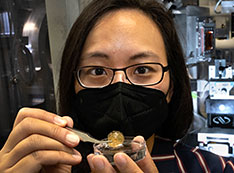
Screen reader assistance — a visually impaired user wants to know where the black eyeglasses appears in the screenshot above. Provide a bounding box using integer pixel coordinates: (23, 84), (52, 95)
(75, 62), (169, 88)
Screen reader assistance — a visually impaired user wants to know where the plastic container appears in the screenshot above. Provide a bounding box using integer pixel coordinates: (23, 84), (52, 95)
(93, 136), (146, 165)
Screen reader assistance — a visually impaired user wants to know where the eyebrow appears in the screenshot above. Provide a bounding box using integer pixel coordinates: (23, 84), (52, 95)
(129, 51), (160, 60)
(82, 52), (109, 60)
(82, 51), (160, 60)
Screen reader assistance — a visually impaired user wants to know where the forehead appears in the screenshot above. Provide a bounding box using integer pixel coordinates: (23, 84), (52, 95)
(80, 9), (167, 66)
(90, 9), (163, 43)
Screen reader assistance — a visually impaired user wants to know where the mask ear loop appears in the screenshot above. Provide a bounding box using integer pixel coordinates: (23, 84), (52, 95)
(165, 79), (173, 101)
(165, 88), (170, 97)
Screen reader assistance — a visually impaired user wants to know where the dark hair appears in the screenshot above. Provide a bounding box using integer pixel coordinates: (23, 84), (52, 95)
(58, 0), (193, 140)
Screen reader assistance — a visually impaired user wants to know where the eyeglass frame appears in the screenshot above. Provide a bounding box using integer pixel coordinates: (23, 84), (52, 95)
(74, 62), (169, 88)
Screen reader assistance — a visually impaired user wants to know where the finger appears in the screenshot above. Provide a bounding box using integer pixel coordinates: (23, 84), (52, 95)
(3, 118), (80, 152)
(114, 153), (143, 173)
(41, 164), (72, 173)
(114, 136), (158, 173)
(87, 154), (95, 170)
(63, 116), (74, 128)
(133, 136), (159, 173)
(136, 147), (159, 173)
(14, 108), (68, 128)
(7, 150), (82, 173)
(89, 155), (116, 173)
(4, 134), (80, 168)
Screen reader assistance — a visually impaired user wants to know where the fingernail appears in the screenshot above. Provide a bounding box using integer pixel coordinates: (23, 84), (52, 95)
(66, 133), (79, 144)
(93, 156), (105, 170)
(54, 116), (67, 125)
(115, 153), (126, 167)
(72, 154), (81, 160)
(72, 149), (81, 160)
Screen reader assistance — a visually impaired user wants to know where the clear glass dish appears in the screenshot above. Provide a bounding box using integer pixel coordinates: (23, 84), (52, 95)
(93, 136), (146, 165)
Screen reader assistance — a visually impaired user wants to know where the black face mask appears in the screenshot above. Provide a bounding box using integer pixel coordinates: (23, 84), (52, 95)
(72, 82), (169, 140)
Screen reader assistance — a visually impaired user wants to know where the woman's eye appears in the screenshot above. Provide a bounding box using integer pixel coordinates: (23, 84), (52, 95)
(90, 68), (106, 75)
(135, 66), (149, 74)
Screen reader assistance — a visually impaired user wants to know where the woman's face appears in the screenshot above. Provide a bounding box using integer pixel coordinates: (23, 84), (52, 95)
(75, 9), (171, 102)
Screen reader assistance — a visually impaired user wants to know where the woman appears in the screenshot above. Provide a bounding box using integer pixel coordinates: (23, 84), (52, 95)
(1, 0), (234, 172)
(60, 0), (193, 171)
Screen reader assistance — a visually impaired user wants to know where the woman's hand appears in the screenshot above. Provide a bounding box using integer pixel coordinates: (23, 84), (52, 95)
(0, 108), (82, 173)
(87, 136), (159, 173)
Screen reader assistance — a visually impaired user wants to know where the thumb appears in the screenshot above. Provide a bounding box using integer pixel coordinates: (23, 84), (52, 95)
(137, 144), (159, 173)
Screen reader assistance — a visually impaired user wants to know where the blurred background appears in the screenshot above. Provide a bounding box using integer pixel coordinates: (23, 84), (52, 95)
(0, 0), (234, 157)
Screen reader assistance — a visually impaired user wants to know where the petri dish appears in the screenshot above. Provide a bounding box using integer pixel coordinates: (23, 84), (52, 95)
(93, 136), (146, 165)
